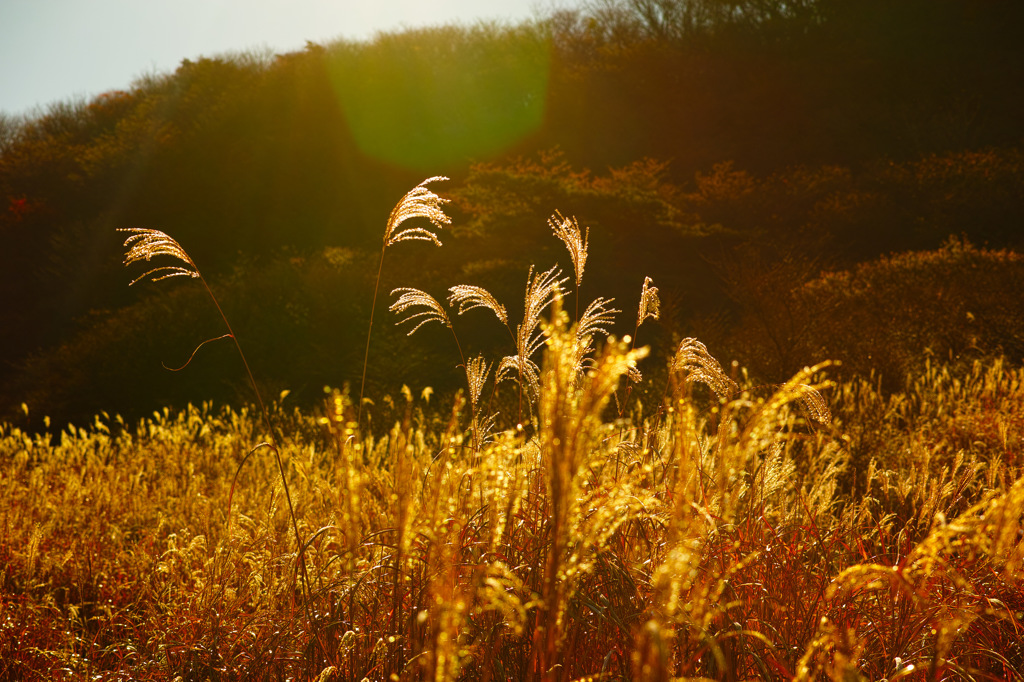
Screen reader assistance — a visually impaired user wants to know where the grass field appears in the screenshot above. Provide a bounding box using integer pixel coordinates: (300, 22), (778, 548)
(3, 351), (1022, 681)
(2, 182), (1023, 681)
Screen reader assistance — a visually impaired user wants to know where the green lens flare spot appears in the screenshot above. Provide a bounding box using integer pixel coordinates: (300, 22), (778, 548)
(327, 27), (550, 171)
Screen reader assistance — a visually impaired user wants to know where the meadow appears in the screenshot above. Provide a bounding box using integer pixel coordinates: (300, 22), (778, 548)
(2, 180), (1023, 681)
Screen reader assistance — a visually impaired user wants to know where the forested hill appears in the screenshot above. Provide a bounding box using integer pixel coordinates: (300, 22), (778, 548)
(2, 0), (1024, 428)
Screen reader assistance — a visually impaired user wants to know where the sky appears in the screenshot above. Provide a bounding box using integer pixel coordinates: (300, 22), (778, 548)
(0, 0), (552, 117)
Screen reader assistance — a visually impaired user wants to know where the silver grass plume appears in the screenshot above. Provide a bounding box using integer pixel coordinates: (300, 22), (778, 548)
(118, 226), (312, 609)
(383, 176), (451, 247)
(574, 297), (620, 376)
(496, 354), (541, 404)
(749, 379), (832, 425)
(795, 384), (832, 424)
(549, 210), (588, 289)
(119, 228), (199, 285)
(519, 265), (569, 361)
(359, 177), (451, 427)
(447, 285), (508, 325)
(471, 411), (498, 449)
(671, 337), (739, 399)
(576, 297), (619, 345)
(465, 355), (491, 408)
(625, 276), (660, 385)
(389, 288), (451, 335)
(637, 276), (660, 327)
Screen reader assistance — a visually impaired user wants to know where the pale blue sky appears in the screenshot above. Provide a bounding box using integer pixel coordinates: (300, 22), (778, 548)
(0, 0), (556, 117)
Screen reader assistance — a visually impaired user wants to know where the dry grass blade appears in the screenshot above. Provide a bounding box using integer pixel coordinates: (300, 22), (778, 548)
(637, 276), (660, 327)
(796, 385), (832, 424)
(549, 210), (588, 288)
(383, 176), (451, 247)
(447, 284), (508, 325)
(465, 355), (491, 407)
(671, 337), (739, 399)
(119, 228), (199, 285)
(389, 287), (451, 335)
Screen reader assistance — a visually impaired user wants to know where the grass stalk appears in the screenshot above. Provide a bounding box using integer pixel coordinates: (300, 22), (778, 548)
(357, 246), (387, 430)
(119, 228), (312, 613)
(356, 176), (450, 433)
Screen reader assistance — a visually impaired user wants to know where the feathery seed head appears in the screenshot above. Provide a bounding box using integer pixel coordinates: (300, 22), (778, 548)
(637, 276), (660, 327)
(671, 337), (739, 399)
(465, 355), (492, 407)
(383, 176), (451, 247)
(119, 228), (200, 285)
(389, 287), (450, 335)
(496, 354), (541, 403)
(549, 210), (588, 288)
(519, 265), (569, 359)
(796, 384), (832, 424)
(573, 297), (620, 376)
(576, 297), (619, 344)
(448, 285), (508, 325)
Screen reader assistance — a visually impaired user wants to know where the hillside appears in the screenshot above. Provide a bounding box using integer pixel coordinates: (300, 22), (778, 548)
(1, 0), (1023, 426)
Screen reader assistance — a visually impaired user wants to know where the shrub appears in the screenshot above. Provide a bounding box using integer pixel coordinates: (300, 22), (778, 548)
(794, 238), (1024, 388)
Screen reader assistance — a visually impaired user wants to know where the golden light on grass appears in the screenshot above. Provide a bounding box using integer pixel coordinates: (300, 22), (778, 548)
(382, 175), (451, 247)
(447, 284), (508, 325)
(671, 336), (739, 399)
(637, 275), (660, 327)
(388, 287), (451, 335)
(118, 227), (199, 285)
(548, 210), (588, 290)
(464, 354), (491, 408)
(3, 180), (1017, 681)
(3, 344), (1022, 680)
(359, 176), (452, 427)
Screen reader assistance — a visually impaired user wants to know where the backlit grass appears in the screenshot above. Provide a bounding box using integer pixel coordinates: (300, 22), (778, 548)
(2, 182), (1022, 681)
(2, 351), (1022, 680)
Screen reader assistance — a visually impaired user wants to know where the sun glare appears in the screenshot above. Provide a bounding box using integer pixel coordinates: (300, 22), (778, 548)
(327, 24), (550, 170)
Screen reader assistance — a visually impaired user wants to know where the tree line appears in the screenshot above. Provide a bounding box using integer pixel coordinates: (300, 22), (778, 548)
(2, 0), (1022, 426)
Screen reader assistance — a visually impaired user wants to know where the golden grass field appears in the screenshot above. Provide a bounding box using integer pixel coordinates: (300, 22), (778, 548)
(2, 180), (1023, 681)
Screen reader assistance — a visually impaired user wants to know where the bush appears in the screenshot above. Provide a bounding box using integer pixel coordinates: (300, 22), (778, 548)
(794, 238), (1024, 387)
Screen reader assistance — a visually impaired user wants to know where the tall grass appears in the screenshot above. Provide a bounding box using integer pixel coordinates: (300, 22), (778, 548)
(358, 176), (451, 429)
(118, 227), (312, 613)
(0, 183), (1022, 680)
(3, 353), (1021, 680)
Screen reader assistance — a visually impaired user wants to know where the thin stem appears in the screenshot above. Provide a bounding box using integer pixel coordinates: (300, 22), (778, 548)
(575, 283), (580, 329)
(358, 245), (388, 431)
(199, 277), (312, 614)
(507, 322), (526, 429)
(450, 324), (468, 375)
(448, 323), (478, 447)
(618, 317), (643, 418)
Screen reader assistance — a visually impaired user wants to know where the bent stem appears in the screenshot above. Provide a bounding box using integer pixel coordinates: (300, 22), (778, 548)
(200, 277), (313, 618)
(118, 228), (312, 619)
